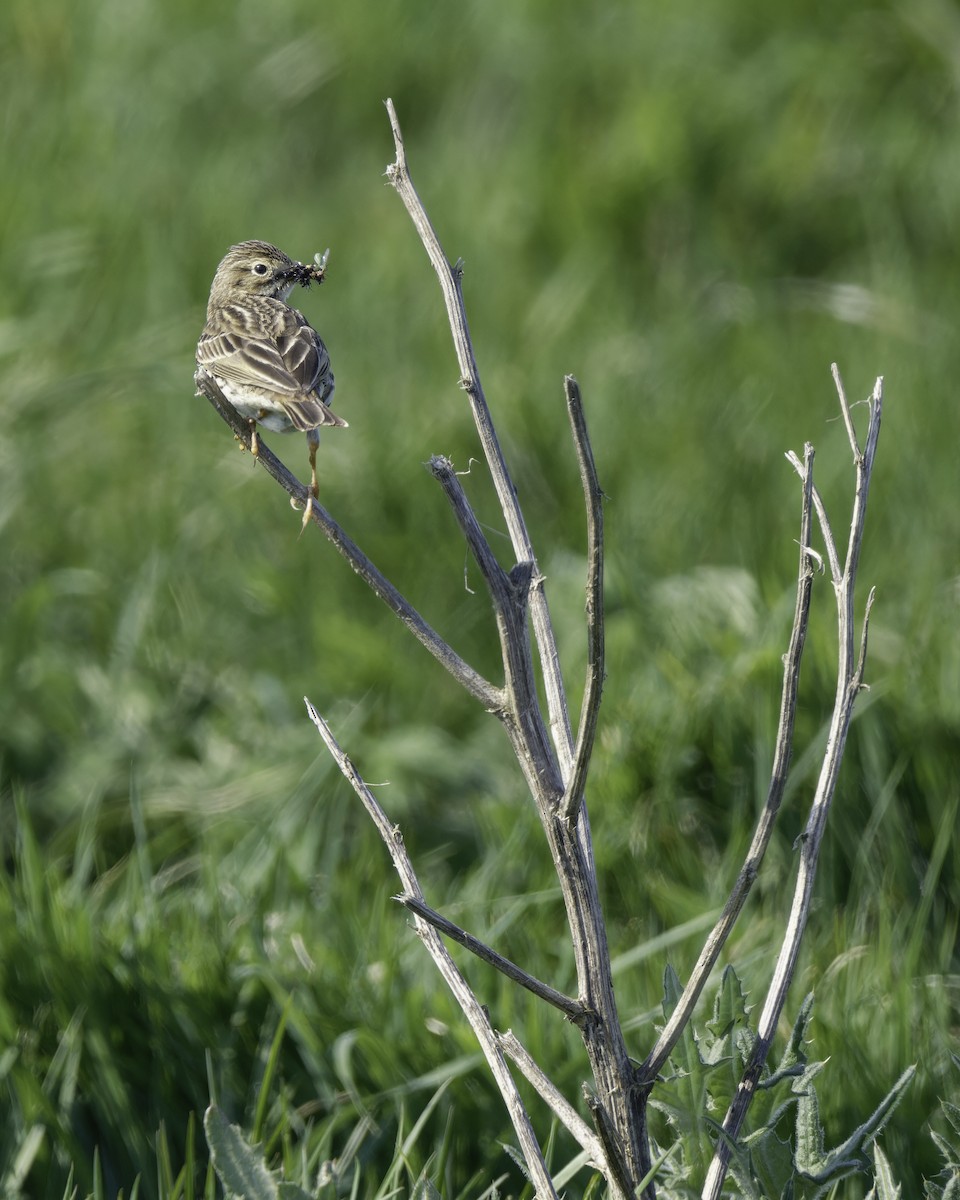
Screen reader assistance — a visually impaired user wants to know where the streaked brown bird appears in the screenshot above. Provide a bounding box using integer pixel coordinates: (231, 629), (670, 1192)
(196, 240), (346, 497)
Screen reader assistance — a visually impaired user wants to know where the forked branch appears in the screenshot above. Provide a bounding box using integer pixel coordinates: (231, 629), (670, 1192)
(384, 97), (576, 775)
(637, 441), (818, 1088)
(702, 370), (883, 1200)
(198, 97), (883, 1200)
(385, 101), (649, 1199)
(304, 701), (560, 1200)
(496, 1030), (604, 1162)
(397, 894), (588, 1023)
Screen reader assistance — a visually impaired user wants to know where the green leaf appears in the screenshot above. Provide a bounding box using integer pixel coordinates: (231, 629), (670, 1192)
(795, 1065), (915, 1184)
(92, 1147), (105, 1200)
(869, 1141), (901, 1200)
(824, 1067), (916, 1172)
(498, 1142), (531, 1183)
(763, 994), (815, 1087)
(411, 1175), (443, 1200)
(706, 966), (750, 1041)
(277, 1185), (313, 1200)
(58, 1166), (76, 1200)
(741, 1123), (794, 1200)
(942, 1103), (960, 1142)
(932, 1132), (959, 1165)
(204, 1105), (279, 1200)
(253, 1002), (291, 1145)
(793, 1061), (829, 1177)
(661, 963), (684, 1021)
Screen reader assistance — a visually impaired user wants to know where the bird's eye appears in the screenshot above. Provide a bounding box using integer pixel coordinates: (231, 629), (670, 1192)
(252, 262), (269, 276)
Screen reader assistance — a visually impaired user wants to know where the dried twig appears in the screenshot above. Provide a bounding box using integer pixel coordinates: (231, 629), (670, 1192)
(559, 376), (606, 823)
(384, 97), (575, 776)
(304, 700), (560, 1200)
(637, 442), (817, 1086)
(702, 370), (883, 1200)
(496, 1029), (604, 1162)
(429, 450), (646, 1198)
(397, 894), (588, 1023)
(429, 455), (562, 797)
(386, 107), (651, 1199)
(195, 368), (500, 711)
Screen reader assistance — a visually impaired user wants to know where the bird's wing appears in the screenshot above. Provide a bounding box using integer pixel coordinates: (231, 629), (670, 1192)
(198, 305), (345, 430)
(196, 328), (302, 397)
(275, 324), (334, 403)
(273, 318), (342, 429)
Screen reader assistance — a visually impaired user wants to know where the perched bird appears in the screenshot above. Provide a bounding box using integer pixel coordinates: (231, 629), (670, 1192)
(196, 239), (346, 497)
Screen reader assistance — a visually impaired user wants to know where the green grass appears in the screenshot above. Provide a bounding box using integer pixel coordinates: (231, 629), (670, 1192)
(1, 0), (958, 1196)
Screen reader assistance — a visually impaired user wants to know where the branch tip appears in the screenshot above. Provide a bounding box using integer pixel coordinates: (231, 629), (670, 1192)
(831, 362), (862, 462)
(560, 376), (606, 823)
(383, 97), (575, 773)
(703, 366), (882, 1200)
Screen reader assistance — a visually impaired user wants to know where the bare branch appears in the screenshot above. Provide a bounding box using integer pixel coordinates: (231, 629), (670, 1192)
(429, 456), (563, 803)
(195, 369), (501, 711)
(841, 375), (883, 587)
(831, 361), (861, 462)
(786, 450), (843, 585)
(398, 894), (589, 1023)
(638, 442), (817, 1085)
(496, 1029), (604, 1162)
(422, 389), (648, 1197)
(703, 375), (884, 1200)
(382, 108), (649, 1197)
(304, 701), (559, 1200)
(586, 1090), (637, 1200)
(559, 376), (606, 824)
(428, 454), (516, 605)
(384, 97), (576, 776)
(855, 587), (877, 684)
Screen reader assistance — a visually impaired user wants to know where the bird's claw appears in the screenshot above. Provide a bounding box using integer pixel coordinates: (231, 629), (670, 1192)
(298, 494), (314, 539)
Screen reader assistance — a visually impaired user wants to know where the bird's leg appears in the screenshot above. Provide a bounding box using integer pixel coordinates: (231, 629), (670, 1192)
(248, 419), (260, 460)
(306, 429), (320, 499)
(295, 429), (321, 536)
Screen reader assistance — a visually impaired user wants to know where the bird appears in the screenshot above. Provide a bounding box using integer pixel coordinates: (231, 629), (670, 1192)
(196, 239), (346, 498)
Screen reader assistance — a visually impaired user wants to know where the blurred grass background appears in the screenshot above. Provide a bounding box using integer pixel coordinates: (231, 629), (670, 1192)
(1, 0), (958, 1195)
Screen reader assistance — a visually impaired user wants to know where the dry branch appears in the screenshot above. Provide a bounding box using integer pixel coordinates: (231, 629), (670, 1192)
(384, 97), (576, 776)
(304, 701), (560, 1200)
(560, 376), (606, 824)
(384, 100), (651, 1198)
(194, 368), (500, 711)
(397, 894), (588, 1023)
(496, 1030), (604, 1162)
(196, 96), (885, 1200)
(637, 441), (817, 1087)
(702, 369), (883, 1200)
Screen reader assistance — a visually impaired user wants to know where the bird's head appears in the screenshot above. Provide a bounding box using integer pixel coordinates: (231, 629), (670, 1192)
(208, 240), (310, 303)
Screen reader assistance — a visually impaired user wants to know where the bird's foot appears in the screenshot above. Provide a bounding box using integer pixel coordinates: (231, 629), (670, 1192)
(298, 493), (315, 539)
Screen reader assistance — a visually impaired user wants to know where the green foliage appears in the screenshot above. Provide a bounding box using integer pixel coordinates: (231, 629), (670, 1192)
(922, 1058), (960, 1200)
(649, 968), (915, 1199)
(203, 1083), (470, 1200)
(205, 1106), (296, 1200)
(868, 1143), (903, 1200)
